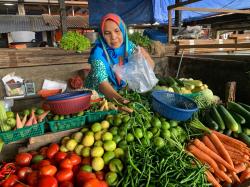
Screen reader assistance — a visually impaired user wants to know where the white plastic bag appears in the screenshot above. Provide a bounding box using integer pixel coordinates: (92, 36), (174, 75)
(113, 47), (158, 93)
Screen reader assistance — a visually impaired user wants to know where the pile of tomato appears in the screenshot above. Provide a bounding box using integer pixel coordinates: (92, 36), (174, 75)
(0, 143), (108, 187)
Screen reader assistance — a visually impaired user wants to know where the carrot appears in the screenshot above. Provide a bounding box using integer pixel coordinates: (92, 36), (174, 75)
(16, 113), (23, 129)
(235, 163), (247, 174)
(193, 139), (236, 172)
(37, 110), (50, 122)
(240, 168), (250, 183)
(188, 144), (218, 170)
(25, 116), (34, 126)
(202, 136), (227, 172)
(209, 133), (234, 167)
(33, 116), (37, 125)
(206, 171), (222, 187)
(21, 114), (27, 127)
(214, 168), (232, 183)
(224, 143), (250, 156)
(213, 130), (247, 147)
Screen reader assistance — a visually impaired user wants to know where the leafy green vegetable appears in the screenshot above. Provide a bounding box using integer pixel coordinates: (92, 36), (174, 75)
(60, 31), (91, 52)
(129, 32), (152, 51)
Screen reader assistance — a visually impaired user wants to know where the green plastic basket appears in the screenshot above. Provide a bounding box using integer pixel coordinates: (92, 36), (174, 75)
(48, 115), (87, 132)
(86, 110), (118, 124)
(0, 121), (45, 144)
(182, 91), (202, 99)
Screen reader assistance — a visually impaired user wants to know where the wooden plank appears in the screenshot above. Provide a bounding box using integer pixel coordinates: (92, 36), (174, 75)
(168, 9), (173, 44)
(174, 7), (250, 14)
(178, 43), (250, 49)
(168, 0), (201, 10)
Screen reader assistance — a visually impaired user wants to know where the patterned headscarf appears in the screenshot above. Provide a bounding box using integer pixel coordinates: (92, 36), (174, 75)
(89, 13), (134, 90)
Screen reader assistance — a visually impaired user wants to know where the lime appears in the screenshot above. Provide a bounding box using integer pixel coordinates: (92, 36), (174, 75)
(77, 111), (84, 116)
(153, 137), (165, 148)
(85, 131), (94, 136)
(101, 120), (110, 129)
(36, 109), (44, 115)
(126, 133), (134, 142)
(91, 122), (102, 132)
(94, 131), (103, 141)
(81, 127), (89, 133)
(91, 146), (104, 157)
(53, 115), (59, 121)
(113, 135), (122, 144)
(66, 139), (77, 151)
(109, 158), (123, 172)
(6, 111), (14, 118)
(103, 140), (116, 151)
(31, 154), (44, 164)
(60, 145), (68, 152)
(106, 115), (114, 125)
(82, 147), (91, 157)
(71, 132), (83, 143)
(94, 140), (103, 147)
(124, 122), (131, 130)
(74, 144), (84, 155)
(141, 138), (149, 145)
(144, 121), (151, 129)
(151, 117), (161, 128)
(61, 136), (70, 146)
(161, 121), (170, 130)
(161, 129), (171, 139)
(59, 115), (65, 120)
(119, 129), (126, 137)
(103, 151), (115, 164)
(92, 157), (104, 171)
(110, 127), (118, 136)
(82, 134), (95, 147)
(118, 140), (127, 150)
(170, 120), (178, 127)
(150, 127), (159, 135)
(146, 131), (153, 139)
(105, 172), (118, 186)
(114, 148), (124, 158)
(80, 164), (92, 172)
(113, 115), (122, 126)
(102, 132), (113, 141)
(170, 128), (179, 138)
(134, 128), (143, 139)
(6, 118), (16, 128)
(122, 115), (130, 123)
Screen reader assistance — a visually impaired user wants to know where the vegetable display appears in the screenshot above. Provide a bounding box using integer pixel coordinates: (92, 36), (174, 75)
(128, 32), (152, 51)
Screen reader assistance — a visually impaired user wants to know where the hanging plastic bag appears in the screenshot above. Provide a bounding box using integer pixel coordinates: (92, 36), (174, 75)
(113, 47), (158, 93)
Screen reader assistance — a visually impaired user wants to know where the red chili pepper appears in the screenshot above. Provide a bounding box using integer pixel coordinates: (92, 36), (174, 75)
(0, 162), (16, 180)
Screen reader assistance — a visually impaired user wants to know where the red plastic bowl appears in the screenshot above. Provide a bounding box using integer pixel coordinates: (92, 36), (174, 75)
(44, 92), (92, 115)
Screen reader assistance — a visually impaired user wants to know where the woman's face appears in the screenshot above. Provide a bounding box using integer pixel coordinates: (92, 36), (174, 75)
(103, 20), (123, 49)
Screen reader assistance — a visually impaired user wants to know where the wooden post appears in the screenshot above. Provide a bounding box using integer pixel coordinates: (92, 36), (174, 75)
(168, 9), (172, 44)
(59, 0), (67, 35)
(18, 3), (25, 15)
(175, 0), (182, 27)
(225, 81), (236, 102)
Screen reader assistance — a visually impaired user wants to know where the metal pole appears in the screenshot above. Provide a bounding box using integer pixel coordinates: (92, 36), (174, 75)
(59, 0), (67, 35)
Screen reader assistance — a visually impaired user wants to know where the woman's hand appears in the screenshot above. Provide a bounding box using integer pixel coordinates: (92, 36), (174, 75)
(140, 47), (155, 69)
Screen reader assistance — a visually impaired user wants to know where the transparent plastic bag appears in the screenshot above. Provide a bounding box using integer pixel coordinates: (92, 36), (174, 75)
(113, 47), (158, 93)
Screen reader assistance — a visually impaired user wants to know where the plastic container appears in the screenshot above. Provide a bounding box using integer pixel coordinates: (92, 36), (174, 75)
(151, 91), (198, 121)
(182, 91), (202, 99)
(48, 115), (87, 132)
(143, 29), (168, 43)
(45, 91), (92, 115)
(87, 110), (118, 124)
(0, 121), (45, 144)
(10, 31), (35, 43)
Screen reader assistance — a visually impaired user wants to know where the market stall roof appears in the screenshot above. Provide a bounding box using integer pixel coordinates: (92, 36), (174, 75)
(42, 15), (89, 29)
(0, 14), (89, 33)
(0, 15), (57, 33)
(154, 0), (250, 24)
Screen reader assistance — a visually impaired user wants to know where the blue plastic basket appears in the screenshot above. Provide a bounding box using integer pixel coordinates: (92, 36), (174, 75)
(47, 91), (92, 101)
(143, 29), (168, 43)
(151, 91), (198, 121)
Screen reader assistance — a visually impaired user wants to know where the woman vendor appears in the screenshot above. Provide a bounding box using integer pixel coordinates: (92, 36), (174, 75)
(85, 13), (155, 103)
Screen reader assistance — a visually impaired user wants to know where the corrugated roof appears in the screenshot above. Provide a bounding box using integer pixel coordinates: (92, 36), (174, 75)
(42, 14), (89, 28)
(0, 15), (57, 33)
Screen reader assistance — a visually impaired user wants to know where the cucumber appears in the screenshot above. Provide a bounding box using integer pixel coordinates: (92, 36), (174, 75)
(229, 111), (246, 125)
(238, 102), (250, 112)
(217, 105), (239, 132)
(165, 77), (177, 87)
(227, 101), (250, 122)
(182, 80), (203, 87)
(238, 133), (250, 147)
(210, 106), (225, 130)
(174, 78), (184, 87)
(171, 85), (181, 94)
(204, 112), (219, 130)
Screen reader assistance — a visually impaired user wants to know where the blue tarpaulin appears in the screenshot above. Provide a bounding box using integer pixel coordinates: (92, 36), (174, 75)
(154, 0), (250, 24)
(89, 0), (154, 26)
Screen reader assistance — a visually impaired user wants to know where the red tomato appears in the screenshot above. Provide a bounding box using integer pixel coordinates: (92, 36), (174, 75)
(38, 160), (51, 169)
(46, 143), (59, 159)
(67, 153), (81, 166)
(81, 157), (91, 165)
(72, 165), (80, 174)
(82, 178), (101, 187)
(99, 181), (109, 187)
(95, 171), (105, 181)
(60, 159), (73, 169)
(1, 174), (18, 187)
(54, 152), (67, 163)
(17, 167), (32, 181)
(13, 183), (27, 187)
(29, 150), (38, 157)
(26, 171), (39, 186)
(15, 153), (32, 167)
(39, 147), (48, 157)
(39, 165), (57, 176)
(55, 169), (73, 182)
(37, 175), (58, 187)
(77, 171), (96, 186)
(59, 181), (74, 187)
